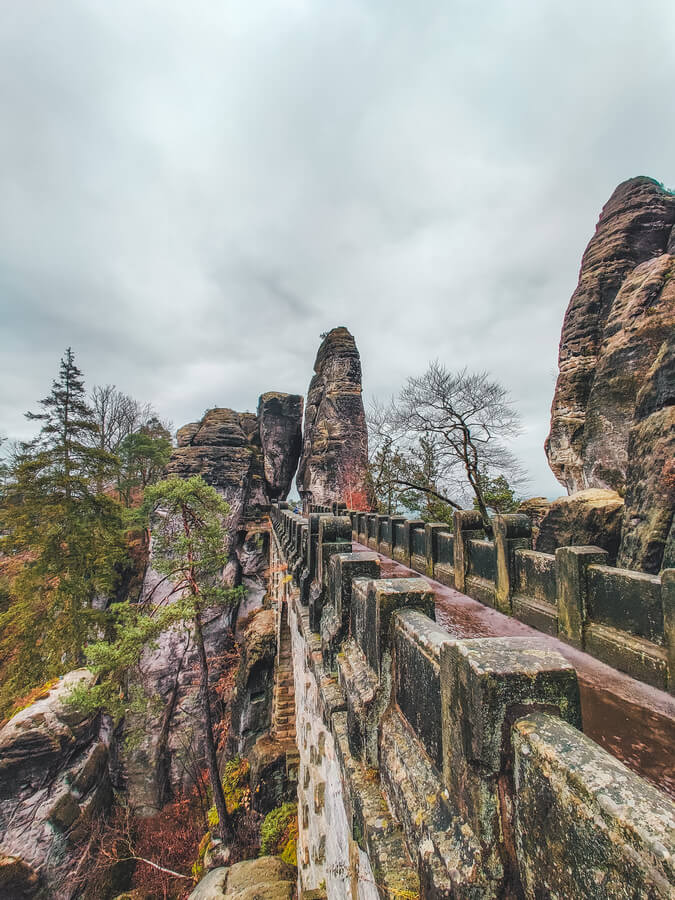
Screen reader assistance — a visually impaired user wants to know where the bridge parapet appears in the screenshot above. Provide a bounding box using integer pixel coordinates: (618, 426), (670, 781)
(271, 503), (675, 898)
(314, 503), (675, 693)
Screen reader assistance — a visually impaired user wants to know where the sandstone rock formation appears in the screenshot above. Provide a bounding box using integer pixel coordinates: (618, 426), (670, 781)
(546, 177), (675, 571)
(535, 489), (624, 563)
(296, 327), (370, 509)
(258, 393), (303, 501)
(0, 671), (114, 899)
(516, 497), (551, 543)
(618, 341), (675, 572)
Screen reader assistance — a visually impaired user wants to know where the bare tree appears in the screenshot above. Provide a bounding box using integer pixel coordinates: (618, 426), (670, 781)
(368, 364), (526, 530)
(396, 362), (525, 530)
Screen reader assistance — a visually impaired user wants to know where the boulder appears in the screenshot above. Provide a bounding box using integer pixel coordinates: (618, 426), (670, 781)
(189, 857), (296, 900)
(516, 497), (551, 542)
(296, 327), (371, 509)
(0, 671), (114, 900)
(535, 489), (624, 563)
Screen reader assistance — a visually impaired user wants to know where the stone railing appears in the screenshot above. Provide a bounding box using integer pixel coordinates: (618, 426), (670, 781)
(320, 505), (675, 694)
(271, 503), (675, 899)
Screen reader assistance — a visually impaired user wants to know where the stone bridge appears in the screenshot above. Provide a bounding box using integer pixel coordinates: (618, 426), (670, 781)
(266, 502), (675, 899)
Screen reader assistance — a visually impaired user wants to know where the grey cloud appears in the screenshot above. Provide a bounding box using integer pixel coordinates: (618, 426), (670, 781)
(1, 0), (674, 498)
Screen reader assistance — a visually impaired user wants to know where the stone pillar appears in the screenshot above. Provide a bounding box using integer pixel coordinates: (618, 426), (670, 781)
(453, 510), (484, 593)
(404, 519), (426, 567)
(425, 523), (447, 578)
(323, 552), (380, 668)
(555, 546), (608, 648)
(375, 515), (388, 554)
(390, 516), (406, 561)
(310, 516), (351, 632)
(493, 514), (532, 615)
(440, 636), (581, 883)
(662, 569), (675, 695)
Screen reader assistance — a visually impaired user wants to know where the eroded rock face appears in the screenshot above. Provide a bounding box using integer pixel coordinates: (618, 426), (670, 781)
(546, 177), (674, 494)
(535, 489), (624, 563)
(545, 177), (674, 571)
(0, 671), (114, 900)
(258, 393), (303, 501)
(618, 341), (675, 573)
(296, 327), (370, 509)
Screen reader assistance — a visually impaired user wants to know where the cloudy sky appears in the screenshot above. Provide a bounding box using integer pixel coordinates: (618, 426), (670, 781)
(2, 0), (674, 498)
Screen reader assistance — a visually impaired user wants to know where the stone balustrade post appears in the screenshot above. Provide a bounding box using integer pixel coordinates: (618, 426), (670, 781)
(425, 523), (447, 578)
(440, 637), (581, 881)
(493, 514), (532, 615)
(323, 552), (380, 669)
(453, 510), (484, 593)
(310, 516), (351, 632)
(403, 519), (426, 568)
(555, 546), (608, 648)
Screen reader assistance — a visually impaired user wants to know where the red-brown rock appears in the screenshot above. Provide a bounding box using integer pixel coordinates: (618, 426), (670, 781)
(296, 327), (371, 509)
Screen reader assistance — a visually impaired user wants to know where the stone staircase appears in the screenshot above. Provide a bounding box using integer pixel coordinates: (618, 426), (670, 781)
(272, 604), (297, 749)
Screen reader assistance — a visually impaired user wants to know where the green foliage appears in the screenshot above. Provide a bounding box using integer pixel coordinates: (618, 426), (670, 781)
(115, 419), (172, 506)
(259, 802), (297, 857)
(473, 470), (520, 515)
(72, 475), (244, 723)
(0, 349), (127, 718)
(206, 756), (251, 825)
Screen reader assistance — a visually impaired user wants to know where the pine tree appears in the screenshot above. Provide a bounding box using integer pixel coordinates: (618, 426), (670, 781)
(0, 349), (126, 715)
(77, 476), (245, 844)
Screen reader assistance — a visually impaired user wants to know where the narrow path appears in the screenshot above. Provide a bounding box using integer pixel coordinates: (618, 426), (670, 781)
(355, 543), (675, 798)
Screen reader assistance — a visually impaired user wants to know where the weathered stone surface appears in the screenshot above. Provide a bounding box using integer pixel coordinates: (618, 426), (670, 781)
(189, 857), (296, 899)
(546, 177), (675, 492)
(296, 328), (370, 509)
(516, 496), (551, 542)
(0, 671), (114, 900)
(545, 177), (674, 572)
(513, 712), (675, 899)
(228, 608), (276, 757)
(0, 855), (42, 899)
(535, 488), (624, 563)
(258, 392), (303, 501)
(122, 555), (237, 814)
(619, 340), (675, 573)
(167, 408), (269, 523)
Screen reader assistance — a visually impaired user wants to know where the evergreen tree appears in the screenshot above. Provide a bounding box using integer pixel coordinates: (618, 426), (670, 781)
(76, 476), (245, 844)
(0, 349), (126, 715)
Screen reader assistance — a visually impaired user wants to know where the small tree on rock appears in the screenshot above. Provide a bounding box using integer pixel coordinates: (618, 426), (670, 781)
(77, 475), (245, 844)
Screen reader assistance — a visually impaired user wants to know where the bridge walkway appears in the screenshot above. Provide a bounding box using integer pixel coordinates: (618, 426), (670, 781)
(354, 542), (675, 798)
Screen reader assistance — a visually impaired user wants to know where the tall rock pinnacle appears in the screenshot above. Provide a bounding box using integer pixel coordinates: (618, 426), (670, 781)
(296, 327), (371, 509)
(545, 176), (675, 572)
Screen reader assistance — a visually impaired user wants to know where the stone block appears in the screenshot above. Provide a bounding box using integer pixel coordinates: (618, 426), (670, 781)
(555, 546), (608, 647)
(358, 578), (435, 676)
(394, 609), (452, 770)
(440, 636), (581, 853)
(512, 712), (675, 899)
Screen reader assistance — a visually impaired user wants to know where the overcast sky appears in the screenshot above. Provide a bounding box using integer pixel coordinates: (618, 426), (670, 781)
(2, 1), (674, 498)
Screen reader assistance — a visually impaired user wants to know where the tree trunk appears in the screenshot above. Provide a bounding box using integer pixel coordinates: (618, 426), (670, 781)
(193, 611), (233, 844)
